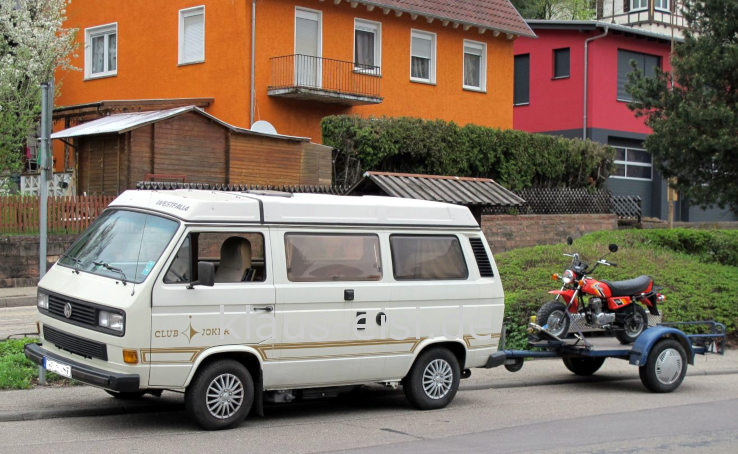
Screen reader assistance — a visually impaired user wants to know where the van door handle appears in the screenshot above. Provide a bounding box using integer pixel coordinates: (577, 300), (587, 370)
(252, 306), (273, 313)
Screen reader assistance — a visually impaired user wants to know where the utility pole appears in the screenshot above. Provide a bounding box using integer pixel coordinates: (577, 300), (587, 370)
(38, 80), (53, 386)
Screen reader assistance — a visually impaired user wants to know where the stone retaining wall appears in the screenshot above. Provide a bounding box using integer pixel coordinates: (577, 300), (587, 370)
(481, 214), (618, 253)
(0, 235), (77, 287)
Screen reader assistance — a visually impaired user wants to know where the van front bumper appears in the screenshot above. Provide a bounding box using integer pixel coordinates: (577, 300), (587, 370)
(24, 343), (140, 392)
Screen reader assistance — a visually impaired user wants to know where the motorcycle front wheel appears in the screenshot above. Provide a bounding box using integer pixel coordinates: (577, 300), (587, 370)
(536, 301), (570, 338)
(616, 304), (648, 344)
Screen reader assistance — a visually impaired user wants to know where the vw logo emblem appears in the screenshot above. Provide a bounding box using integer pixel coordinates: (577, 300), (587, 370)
(63, 303), (73, 319)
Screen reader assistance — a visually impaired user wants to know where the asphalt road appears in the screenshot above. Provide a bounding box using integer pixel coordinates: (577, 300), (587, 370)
(2, 363), (737, 454)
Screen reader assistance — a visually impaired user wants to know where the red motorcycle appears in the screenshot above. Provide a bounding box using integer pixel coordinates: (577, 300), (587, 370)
(536, 237), (665, 344)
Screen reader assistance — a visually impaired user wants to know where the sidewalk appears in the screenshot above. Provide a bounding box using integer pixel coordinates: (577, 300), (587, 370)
(1, 350), (736, 423)
(0, 287), (36, 308)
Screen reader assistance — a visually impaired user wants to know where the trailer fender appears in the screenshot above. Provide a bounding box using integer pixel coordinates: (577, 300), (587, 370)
(629, 326), (694, 366)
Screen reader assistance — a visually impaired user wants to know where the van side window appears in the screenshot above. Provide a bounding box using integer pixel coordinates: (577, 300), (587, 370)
(284, 234), (382, 282)
(390, 235), (468, 280)
(164, 236), (191, 283)
(164, 232), (266, 284)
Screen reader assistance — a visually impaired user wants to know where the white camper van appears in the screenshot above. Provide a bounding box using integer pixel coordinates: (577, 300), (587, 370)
(26, 190), (505, 429)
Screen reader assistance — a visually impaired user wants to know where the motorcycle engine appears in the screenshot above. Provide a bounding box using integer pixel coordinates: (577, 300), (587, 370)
(589, 298), (615, 327)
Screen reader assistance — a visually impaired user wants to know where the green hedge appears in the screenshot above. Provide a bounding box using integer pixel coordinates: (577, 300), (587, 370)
(322, 115), (615, 189)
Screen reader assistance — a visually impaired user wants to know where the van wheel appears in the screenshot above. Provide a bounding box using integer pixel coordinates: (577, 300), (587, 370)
(185, 360), (254, 430)
(403, 348), (460, 410)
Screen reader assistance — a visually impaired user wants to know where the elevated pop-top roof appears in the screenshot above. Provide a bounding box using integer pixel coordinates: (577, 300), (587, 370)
(110, 189), (479, 227)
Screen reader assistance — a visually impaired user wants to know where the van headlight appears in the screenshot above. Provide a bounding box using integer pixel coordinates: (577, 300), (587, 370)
(37, 293), (49, 310)
(99, 310), (125, 332)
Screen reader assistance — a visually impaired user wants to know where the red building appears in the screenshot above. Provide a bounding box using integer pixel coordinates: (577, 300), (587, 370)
(513, 20), (735, 222)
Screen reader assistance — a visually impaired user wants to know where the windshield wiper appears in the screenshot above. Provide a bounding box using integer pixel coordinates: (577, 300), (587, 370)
(93, 261), (129, 285)
(61, 254), (82, 274)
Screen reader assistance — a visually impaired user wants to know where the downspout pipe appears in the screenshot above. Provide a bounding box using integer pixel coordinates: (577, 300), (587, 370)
(249, 0), (256, 127)
(583, 25), (609, 140)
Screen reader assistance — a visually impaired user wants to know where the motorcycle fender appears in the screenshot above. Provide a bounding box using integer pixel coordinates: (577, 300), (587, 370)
(548, 290), (577, 310)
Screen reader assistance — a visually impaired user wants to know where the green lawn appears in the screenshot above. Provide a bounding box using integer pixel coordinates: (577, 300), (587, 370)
(497, 229), (738, 350)
(0, 338), (72, 389)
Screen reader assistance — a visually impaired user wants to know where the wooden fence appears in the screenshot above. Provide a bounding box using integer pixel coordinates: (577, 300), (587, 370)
(0, 195), (115, 235)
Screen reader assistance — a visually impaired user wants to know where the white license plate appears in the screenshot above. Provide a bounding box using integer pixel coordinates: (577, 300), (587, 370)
(43, 357), (72, 378)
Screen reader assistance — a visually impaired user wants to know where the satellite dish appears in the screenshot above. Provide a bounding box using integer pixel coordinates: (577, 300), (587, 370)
(250, 120), (278, 135)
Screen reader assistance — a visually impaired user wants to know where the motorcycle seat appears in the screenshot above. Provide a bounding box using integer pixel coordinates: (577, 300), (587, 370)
(602, 275), (653, 297)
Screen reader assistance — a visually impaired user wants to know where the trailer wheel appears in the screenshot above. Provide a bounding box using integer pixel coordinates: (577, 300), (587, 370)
(639, 339), (687, 393)
(185, 359), (254, 430)
(562, 357), (606, 376)
(536, 301), (570, 338)
(105, 389), (161, 399)
(403, 348), (460, 410)
(616, 305), (648, 344)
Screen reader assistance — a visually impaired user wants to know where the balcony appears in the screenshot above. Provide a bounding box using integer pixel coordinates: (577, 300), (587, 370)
(268, 55), (382, 106)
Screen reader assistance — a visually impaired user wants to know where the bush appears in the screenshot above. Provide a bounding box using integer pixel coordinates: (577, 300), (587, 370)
(322, 115), (615, 189)
(497, 229), (738, 350)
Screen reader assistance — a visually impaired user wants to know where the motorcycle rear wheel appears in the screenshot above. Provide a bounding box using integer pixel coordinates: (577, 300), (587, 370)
(536, 301), (570, 338)
(615, 305), (648, 344)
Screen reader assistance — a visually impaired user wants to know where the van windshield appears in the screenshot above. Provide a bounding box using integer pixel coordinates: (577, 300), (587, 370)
(59, 209), (179, 284)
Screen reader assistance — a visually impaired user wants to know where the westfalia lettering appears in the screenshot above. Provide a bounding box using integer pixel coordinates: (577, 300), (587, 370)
(155, 200), (190, 211)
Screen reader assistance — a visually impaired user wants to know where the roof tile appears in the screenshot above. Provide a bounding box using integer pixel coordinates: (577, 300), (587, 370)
(356, 0), (534, 37)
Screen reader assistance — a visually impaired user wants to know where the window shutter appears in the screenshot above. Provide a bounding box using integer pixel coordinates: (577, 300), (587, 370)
(670, 0), (675, 12)
(182, 11), (204, 63)
(469, 238), (494, 277)
(412, 36), (431, 59)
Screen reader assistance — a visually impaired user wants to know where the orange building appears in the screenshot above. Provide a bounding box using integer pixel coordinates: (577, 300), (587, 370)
(53, 0), (533, 171)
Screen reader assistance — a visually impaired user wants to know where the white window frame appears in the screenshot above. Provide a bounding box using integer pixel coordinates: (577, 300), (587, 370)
(462, 40), (486, 92)
(611, 146), (653, 181)
(630, 0), (649, 11)
(654, 0), (670, 12)
(178, 6), (205, 65)
(353, 18), (381, 75)
(409, 29), (436, 84)
(84, 23), (117, 79)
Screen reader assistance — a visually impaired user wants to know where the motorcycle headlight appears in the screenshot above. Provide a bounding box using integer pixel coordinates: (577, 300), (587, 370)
(99, 310), (125, 332)
(562, 269), (574, 284)
(37, 293), (49, 310)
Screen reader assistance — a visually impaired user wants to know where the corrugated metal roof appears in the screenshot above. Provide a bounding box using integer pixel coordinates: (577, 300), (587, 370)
(50, 106), (312, 142)
(356, 1), (535, 38)
(348, 171), (525, 207)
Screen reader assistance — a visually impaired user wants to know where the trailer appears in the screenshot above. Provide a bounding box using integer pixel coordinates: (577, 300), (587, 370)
(485, 320), (726, 393)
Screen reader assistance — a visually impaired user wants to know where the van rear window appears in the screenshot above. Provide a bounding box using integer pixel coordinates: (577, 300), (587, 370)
(390, 235), (468, 280)
(284, 234), (382, 282)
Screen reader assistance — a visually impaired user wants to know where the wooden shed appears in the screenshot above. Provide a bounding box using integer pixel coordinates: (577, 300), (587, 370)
(51, 106), (332, 195)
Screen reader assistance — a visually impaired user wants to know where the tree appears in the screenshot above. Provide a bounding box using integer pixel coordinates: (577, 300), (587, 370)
(627, 0), (738, 210)
(510, 0), (595, 20)
(0, 0), (75, 187)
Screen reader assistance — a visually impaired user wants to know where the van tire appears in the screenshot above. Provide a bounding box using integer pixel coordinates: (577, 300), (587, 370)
(185, 359), (254, 430)
(403, 348), (460, 410)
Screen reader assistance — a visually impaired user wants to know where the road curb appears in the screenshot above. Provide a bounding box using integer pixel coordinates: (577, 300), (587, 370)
(0, 296), (36, 308)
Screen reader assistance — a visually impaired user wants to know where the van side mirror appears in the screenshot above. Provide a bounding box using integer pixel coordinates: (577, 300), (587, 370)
(609, 244), (618, 253)
(188, 261), (215, 288)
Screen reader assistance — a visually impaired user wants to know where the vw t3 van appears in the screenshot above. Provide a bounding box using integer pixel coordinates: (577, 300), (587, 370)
(25, 189), (504, 429)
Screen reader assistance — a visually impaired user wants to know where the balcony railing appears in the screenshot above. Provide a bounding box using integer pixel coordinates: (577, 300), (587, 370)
(268, 54), (382, 105)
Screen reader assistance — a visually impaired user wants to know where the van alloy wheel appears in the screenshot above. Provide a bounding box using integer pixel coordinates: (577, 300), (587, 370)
(206, 373), (245, 419)
(404, 347), (460, 410)
(422, 359), (454, 399)
(186, 359), (254, 430)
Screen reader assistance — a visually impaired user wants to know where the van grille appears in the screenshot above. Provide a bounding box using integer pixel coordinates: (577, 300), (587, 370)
(48, 294), (97, 327)
(469, 238), (494, 277)
(43, 325), (108, 361)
